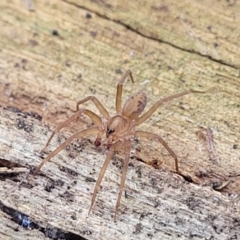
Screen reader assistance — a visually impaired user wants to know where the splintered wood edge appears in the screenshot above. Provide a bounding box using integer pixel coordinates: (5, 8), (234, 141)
(0, 107), (239, 240)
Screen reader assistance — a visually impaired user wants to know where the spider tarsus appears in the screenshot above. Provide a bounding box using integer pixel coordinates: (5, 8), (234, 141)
(40, 146), (48, 153)
(87, 206), (92, 216)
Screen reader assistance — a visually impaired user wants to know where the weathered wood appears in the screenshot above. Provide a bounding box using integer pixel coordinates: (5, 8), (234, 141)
(0, 0), (240, 239)
(0, 106), (239, 239)
(71, 0), (240, 68)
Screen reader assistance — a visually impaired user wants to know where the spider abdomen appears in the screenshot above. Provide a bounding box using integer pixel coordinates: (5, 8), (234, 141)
(122, 92), (147, 120)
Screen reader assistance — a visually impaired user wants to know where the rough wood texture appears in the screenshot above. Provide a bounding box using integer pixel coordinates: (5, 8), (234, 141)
(0, 107), (239, 239)
(0, 0), (240, 239)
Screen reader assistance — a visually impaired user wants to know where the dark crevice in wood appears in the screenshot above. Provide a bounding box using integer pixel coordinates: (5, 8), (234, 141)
(0, 200), (87, 240)
(5, 105), (43, 121)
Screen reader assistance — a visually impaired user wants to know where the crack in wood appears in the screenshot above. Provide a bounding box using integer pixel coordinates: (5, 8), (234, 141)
(0, 201), (87, 240)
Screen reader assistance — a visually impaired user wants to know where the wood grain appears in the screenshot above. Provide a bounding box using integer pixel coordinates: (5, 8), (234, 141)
(0, 0), (239, 239)
(0, 106), (239, 239)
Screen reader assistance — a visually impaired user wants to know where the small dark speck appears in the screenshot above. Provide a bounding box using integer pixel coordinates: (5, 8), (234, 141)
(213, 42), (218, 48)
(71, 213), (77, 220)
(51, 29), (59, 36)
(65, 61), (71, 67)
(59, 166), (78, 176)
(20, 182), (33, 189)
(124, 190), (128, 199)
(129, 162), (134, 167)
(89, 87), (96, 94)
(24, 125), (33, 133)
(159, 5), (169, 12)
(30, 112), (42, 121)
(44, 179), (64, 192)
(154, 200), (160, 208)
(224, 120), (230, 127)
(133, 223), (142, 234)
(21, 112), (30, 118)
(115, 68), (123, 74)
(21, 59), (27, 64)
(135, 167), (142, 178)
(82, 230), (92, 235)
(212, 181), (221, 189)
(90, 31), (97, 37)
(207, 25), (212, 31)
(55, 179), (65, 187)
(77, 73), (82, 79)
(14, 63), (20, 68)
(186, 197), (200, 210)
(60, 191), (74, 202)
(233, 144), (238, 149)
(16, 118), (33, 133)
(86, 177), (96, 182)
(153, 5), (169, 12)
(6, 106), (21, 113)
(182, 174), (193, 182)
(150, 178), (157, 187)
(44, 182), (55, 192)
(86, 13), (92, 18)
(29, 39), (38, 46)
(195, 170), (207, 178)
(226, 0), (236, 6)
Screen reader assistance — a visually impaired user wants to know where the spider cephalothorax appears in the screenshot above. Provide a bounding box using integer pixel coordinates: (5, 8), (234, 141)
(31, 70), (211, 221)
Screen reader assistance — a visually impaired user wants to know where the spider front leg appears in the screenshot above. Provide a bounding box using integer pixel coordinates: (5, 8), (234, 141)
(42, 109), (102, 151)
(30, 126), (99, 181)
(114, 140), (131, 221)
(88, 140), (123, 218)
(116, 70), (134, 114)
(135, 131), (179, 172)
(76, 96), (110, 119)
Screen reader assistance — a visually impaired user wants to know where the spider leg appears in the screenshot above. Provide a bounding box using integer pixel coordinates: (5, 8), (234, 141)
(42, 109), (102, 151)
(114, 140), (131, 221)
(136, 88), (211, 126)
(76, 96), (110, 119)
(116, 70), (134, 114)
(88, 140), (122, 217)
(135, 131), (179, 172)
(30, 126), (99, 181)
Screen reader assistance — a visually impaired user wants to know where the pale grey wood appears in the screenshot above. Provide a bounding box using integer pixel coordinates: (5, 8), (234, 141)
(0, 107), (239, 240)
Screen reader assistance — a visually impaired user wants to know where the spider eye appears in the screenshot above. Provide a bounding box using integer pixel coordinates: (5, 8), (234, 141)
(107, 127), (115, 135)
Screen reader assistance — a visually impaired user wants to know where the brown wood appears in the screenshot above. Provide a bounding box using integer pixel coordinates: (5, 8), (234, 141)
(0, 0), (239, 239)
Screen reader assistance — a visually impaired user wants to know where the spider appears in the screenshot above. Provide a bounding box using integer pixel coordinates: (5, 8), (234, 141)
(31, 70), (211, 221)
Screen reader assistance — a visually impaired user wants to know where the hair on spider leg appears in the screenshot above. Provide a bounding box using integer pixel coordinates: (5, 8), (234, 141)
(31, 70), (213, 221)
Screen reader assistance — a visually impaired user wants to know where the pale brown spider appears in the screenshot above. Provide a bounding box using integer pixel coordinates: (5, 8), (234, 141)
(32, 70), (211, 221)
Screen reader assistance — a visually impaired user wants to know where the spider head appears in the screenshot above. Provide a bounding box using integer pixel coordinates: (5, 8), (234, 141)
(107, 127), (115, 136)
(106, 115), (128, 138)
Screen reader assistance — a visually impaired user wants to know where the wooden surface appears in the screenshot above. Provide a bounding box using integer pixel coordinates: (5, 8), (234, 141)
(0, 0), (240, 239)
